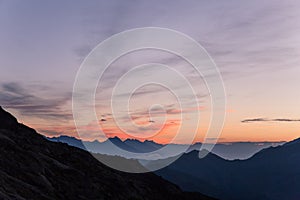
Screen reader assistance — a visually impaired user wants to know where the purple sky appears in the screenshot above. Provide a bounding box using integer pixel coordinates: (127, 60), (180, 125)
(1, 0), (300, 143)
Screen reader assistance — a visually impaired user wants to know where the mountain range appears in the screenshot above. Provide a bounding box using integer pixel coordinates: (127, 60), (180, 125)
(47, 135), (284, 160)
(47, 134), (300, 200)
(0, 106), (214, 200)
(156, 138), (300, 200)
(2, 105), (299, 200)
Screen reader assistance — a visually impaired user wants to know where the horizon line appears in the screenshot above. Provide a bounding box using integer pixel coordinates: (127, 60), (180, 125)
(46, 134), (288, 145)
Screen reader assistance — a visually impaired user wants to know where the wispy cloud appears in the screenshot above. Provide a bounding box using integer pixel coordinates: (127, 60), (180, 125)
(0, 82), (72, 121)
(241, 118), (300, 123)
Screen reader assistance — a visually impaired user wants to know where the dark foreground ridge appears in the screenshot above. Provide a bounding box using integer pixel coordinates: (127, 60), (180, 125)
(0, 106), (215, 200)
(157, 138), (300, 200)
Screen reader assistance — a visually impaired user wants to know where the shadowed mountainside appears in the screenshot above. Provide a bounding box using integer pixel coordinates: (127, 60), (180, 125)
(0, 106), (215, 200)
(157, 138), (300, 200)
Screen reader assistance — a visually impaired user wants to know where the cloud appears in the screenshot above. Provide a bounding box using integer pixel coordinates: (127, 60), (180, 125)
(0, 82), (72, 121)
(241, 118), (300, 123)
(273, 119), (300, 122)
(114, 85), (167, 98)
(241, 118), (269, 123)
(76, 0), (300, 78)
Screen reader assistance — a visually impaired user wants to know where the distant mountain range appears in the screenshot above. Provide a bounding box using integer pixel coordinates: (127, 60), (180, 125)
(46, 134), (300, 200)
(2, 106), (299, 200)
(0, 106), (214, 200)
(47, 135), (284, 160)
(156, 138), (300, 200)
(47, 135), (163, 153)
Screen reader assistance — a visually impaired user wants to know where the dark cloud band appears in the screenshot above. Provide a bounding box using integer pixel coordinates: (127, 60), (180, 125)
(0, 82), (72, 121)
(241, 118), (300, 123)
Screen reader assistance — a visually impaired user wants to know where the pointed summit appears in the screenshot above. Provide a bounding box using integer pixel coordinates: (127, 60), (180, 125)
(0, 106), (18, 129)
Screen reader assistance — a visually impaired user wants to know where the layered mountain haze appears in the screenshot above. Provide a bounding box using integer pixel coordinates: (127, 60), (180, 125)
(47, 135), (284, 160)
(157, 138), (300, 200)
(47, 136), (165, 159)
(45, 130), (300, 200)
(1, 105), (299, 200)
(0, 106), (214, 200)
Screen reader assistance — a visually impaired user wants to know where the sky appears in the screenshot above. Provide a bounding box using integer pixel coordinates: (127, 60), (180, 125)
(0, 0), (300, 144)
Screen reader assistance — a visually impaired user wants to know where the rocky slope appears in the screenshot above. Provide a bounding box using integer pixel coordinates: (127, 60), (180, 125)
(0, 106), (214, 200)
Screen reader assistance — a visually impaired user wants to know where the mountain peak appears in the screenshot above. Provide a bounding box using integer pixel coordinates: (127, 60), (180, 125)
(0, 106), (213, 200)
(109, 136), (123, 142)
(284, 137), (300, 146)
(124, 138), (142, 143)
(0, 106), (18, 129)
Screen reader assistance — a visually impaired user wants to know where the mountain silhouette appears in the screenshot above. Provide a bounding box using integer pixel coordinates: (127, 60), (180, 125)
(47, 135), (283, 160)
(47, 135), (164, 157)
(187, 141), (284, 160)
(157, 139), (300, 200)
(0, 106), (215, 200)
